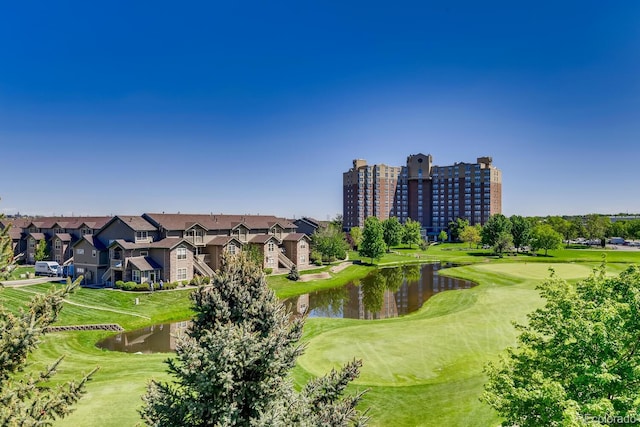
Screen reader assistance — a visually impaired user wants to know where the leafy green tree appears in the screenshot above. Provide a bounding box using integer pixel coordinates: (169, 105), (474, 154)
(481, 214), (512, 248)
(492, 231), (513, 257)
(359, 217), (386, 264)
(402, 218), (422, 248)
(329, 214), (343, 231)
(0, 213), (96, 425)
(438, 230), (448, 243)
(243, 244), (265, 268)
(312, 225), (349, 263)
(530, 224), (563, 256)
(509, 215), (531, 253)
(627, 219), (640, 240)
(34, 238), (48, 262)
(482, 263), (640, 427)
(459, 224), (481, 249)
(569, 216), (586, 239)
(608, 221), (628, 239)
(349, 226), (362, 250)
(141, 252), (367, 426)
(546, 216), (570, 241)
(584, 214), (611, 246)
(382, 217), (404, 251)
(447, 218), (469, 242)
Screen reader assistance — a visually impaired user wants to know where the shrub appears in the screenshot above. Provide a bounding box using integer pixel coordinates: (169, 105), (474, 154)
(115, 280), (125, 289)
(181, 280), (190, 287)
(202, 276), (211, 284)
(263, 268), (273, 275)
(163, 281), (179, 290)
(287, 265), (300, 281)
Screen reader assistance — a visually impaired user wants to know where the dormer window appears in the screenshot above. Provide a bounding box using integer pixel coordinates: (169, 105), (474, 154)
(136, 231), (148, 242)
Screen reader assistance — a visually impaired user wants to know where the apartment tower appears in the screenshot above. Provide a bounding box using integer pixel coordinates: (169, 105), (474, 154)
(343, 154), (502, 237)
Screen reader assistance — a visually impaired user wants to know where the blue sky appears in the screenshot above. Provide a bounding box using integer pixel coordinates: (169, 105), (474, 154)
(1, 1), (639, 219)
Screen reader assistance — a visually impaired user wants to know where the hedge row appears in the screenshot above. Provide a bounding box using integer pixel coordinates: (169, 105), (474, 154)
(114, 275), (211, 292)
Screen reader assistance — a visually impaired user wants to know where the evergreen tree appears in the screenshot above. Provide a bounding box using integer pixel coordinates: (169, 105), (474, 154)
(0, 212), (96, 425)
(359, 217), (386, 265)
(141, 252), (367, 426)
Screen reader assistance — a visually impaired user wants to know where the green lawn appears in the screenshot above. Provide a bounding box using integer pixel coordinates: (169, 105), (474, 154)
(2, 245), (640, 426)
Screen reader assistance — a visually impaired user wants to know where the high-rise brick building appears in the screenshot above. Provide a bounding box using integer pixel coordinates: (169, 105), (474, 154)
(342, 154), (502, 238)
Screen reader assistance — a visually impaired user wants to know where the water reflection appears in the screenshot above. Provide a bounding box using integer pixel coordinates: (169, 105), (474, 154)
(97, 321), (190, 353)
(97, 263), (475, 353)
(284, 263), (475, 320)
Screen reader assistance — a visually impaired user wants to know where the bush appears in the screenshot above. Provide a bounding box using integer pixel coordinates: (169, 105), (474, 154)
(202, 276), (211, 284)
(287, 266), (300, 281)
(163, 281), (179, 290)
(419, 240), (429, 251)
(115, 281), (150, 292)
(263, 268), (273, 275)
(181, 280), (190, 287)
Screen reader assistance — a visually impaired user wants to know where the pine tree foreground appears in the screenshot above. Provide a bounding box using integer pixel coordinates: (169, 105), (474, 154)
(0, 213), (97, 426)
(141, 252), (368, 427)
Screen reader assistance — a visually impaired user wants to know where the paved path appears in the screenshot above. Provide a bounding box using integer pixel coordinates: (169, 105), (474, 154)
(0, 277), (60, 287)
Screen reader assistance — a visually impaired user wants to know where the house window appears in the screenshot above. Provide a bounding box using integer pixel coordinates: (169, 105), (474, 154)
(300, 255), (306, 263)
(268, 242), (275, 252)
(227, 245), (236, 255)
(29, 238), (35, 248)
(300, 242), (306, 249)
(132, 270), (141, 283)
(55, 240), (61, 249)
(76, 267), (85, 274)
(76, 248), (85, 255)
(54, 228), (63, 234)
(92, 250), (97, 257)
(55, 255), (61, 262)
(81, 228), (92, 235)
(177, 268), (187, 280)
(136, 231), (148, 242)
(177, 247), (187, 260)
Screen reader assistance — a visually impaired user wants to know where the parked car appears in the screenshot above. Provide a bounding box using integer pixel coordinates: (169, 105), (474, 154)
(34, 261), (61, 277)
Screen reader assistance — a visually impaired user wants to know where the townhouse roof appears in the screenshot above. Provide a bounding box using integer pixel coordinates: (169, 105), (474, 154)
(73, 235), (107, 251)
(250, 234), (280, 244)
(108, 238), (192, 251)
(282, 233), (309, 242)
(127, 256), (162, 271)
(27, 232), (46, 240)
(53, 233), (73, 242)
(144, 213), (297, 232)
(297, 217), (329, 228)
(25, 216), (112, 230)
(0, 218), (32, 229)
(8, 228), (23, 240)
(113, 216), (157, 231)
(208, 236), (241, 246)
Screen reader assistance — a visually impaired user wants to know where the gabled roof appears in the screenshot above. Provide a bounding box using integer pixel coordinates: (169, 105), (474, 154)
(27, 232), (45, 241)
(96, 216), (157, 237)
(23, 216), (112, 231)
(143, 213), (297, 232)
(73, 235), (107, 251)
(53, 233), (73, 242)
(127, 256), (162, 271)
(282, 233), (310, 242)
(108, 237), (193, 251)
(250, 234), (280, 244)
(208, 236), (243, 247)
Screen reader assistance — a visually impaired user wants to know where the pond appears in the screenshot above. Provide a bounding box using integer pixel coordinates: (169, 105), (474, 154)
(96, 263), (475, 353)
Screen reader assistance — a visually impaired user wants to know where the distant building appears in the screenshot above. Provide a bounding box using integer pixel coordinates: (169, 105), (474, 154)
(343, 154), (502, 237)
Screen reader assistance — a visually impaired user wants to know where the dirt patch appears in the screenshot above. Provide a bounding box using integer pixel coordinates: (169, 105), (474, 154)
(298, 272), (331, 282)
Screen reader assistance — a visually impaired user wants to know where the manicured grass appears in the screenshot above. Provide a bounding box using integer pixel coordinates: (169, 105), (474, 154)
(2, 245), (640, 426)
